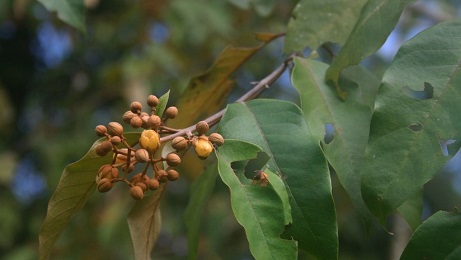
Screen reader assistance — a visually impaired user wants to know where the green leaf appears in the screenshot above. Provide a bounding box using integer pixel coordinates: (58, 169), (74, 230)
(156, 90), (170, 118)
(216, 139), (297, 260)
(291, 57), (380, 230)
(38, 133), (139, 260)
(325, 0), (416, 98)
(127, 184), (166, 260)
(219, 100), (337, 259)
(284, 0), (367, 54)
(184, 163), (219, 259)
(38, 0), (85, 32)
(361, 19), (461, 223)
(401, 211), (461, 259)
(397, 189), (423, 231)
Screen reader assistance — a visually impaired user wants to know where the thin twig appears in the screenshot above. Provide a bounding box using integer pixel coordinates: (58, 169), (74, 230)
(159, 57), (293, 143)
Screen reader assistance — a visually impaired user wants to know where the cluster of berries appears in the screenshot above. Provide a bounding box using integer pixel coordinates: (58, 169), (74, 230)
(93, 94), (224, 200)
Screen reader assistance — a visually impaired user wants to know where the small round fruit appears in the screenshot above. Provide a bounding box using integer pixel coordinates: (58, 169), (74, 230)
(166, 153), (181, 167)
(122, 111), (136, 124)
(139, 130), (161, 153)
(95, 125), (107, 137)
(96, 140), (113, 156)
(130, 101), (142, 113)
(194, 138), (213, 159)
(147, 95), (159, 107)
(136, 182), (148, 192)
(97, 178), (113, 192)
(156, 169), (168, 183)
(167, 169), (180, 181)
(165, 106), (178, 119)
(130, 186), (144, 200)
(110, 136), (122, 146)
(107, 122), (123, 136)
(148, 115), (161, 129)
(135, 148), (150, 162)
(130, 116), (143, 128)
(209, 133), (224, 146)
(171, 136), (188, 151)
(148, 179), (160, 190)
(196, 121), (209, 135)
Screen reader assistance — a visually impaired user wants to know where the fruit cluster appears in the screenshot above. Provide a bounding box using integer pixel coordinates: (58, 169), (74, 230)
(93, 94), (224, 200)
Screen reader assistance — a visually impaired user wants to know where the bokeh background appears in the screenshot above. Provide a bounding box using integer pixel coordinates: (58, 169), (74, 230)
(0, 0), (460, 259)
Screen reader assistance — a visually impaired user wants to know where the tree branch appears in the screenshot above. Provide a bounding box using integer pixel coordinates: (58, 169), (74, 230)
(160, 57), (293, 143)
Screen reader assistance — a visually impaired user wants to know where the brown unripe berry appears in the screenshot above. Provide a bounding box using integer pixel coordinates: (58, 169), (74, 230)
(167, 169), (180, 181)
(135, 149), (150, 162)
(107, 122), (123, 136)
(156, 169), (168, 183)
(95, 125), (107, 137)
(96, 140), (113, 156)
(139, 130), (160, 153)
(136, 182), (148, 192)
(166, 153), (181, 167)
(196, 121), (209, 135)
(209, 133), (224, 146)
(97, 178), (113, 192)
(147, 95), (159, 107)
(141, 115), (150, 129)
(148, 179), (160, 190)
(122, 111), (136, 124)
(130, 116), (143, 128)
(130, 186), (144, 200)
(130, 101), (142, 113)
(148, 115), (161, 129)
(194, 138), (213, 159)
(97, 164), (119, 182)
(110, 136), (122, 146)
(165, 106), (178, 119)
(171, 136), (188, 151)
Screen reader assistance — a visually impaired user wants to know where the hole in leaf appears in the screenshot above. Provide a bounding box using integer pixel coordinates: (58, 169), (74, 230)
(439, 139), (456, 156)
(324, 123), (335, 144)
(402, 82), (434, 100)
(409, 123), (423, 132)
(244, 152), (270, 180)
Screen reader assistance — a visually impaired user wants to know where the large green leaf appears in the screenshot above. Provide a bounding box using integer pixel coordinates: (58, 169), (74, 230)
(38, 0), (85, 32)
(291, 57), (379, 229)
(219, 100), (337, 259)
(361, 19), (461, 223)
(184, 163), (219, 259)
(127, 184), (166, 260)
(216, 139), (297, 260)
(39, 133), (139, 260)
(284, 0), (367, 54)
(325, 0), (416, 99)
(401, 211), (461, 259)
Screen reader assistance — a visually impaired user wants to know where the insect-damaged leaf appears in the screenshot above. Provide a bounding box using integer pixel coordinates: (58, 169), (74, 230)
(219, 100), (337, 259)
(361, 19), (461, 223)
(216, 139), (297, 260)
(291, 57), (380, 230)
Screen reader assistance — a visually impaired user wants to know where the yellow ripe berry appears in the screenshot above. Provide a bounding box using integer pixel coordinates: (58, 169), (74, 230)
(139, 130), (160, 153)
(194, 138), (213, 159)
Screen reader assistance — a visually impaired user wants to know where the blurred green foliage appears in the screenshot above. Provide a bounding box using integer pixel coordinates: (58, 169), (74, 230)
(0, 0), (460, 259)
